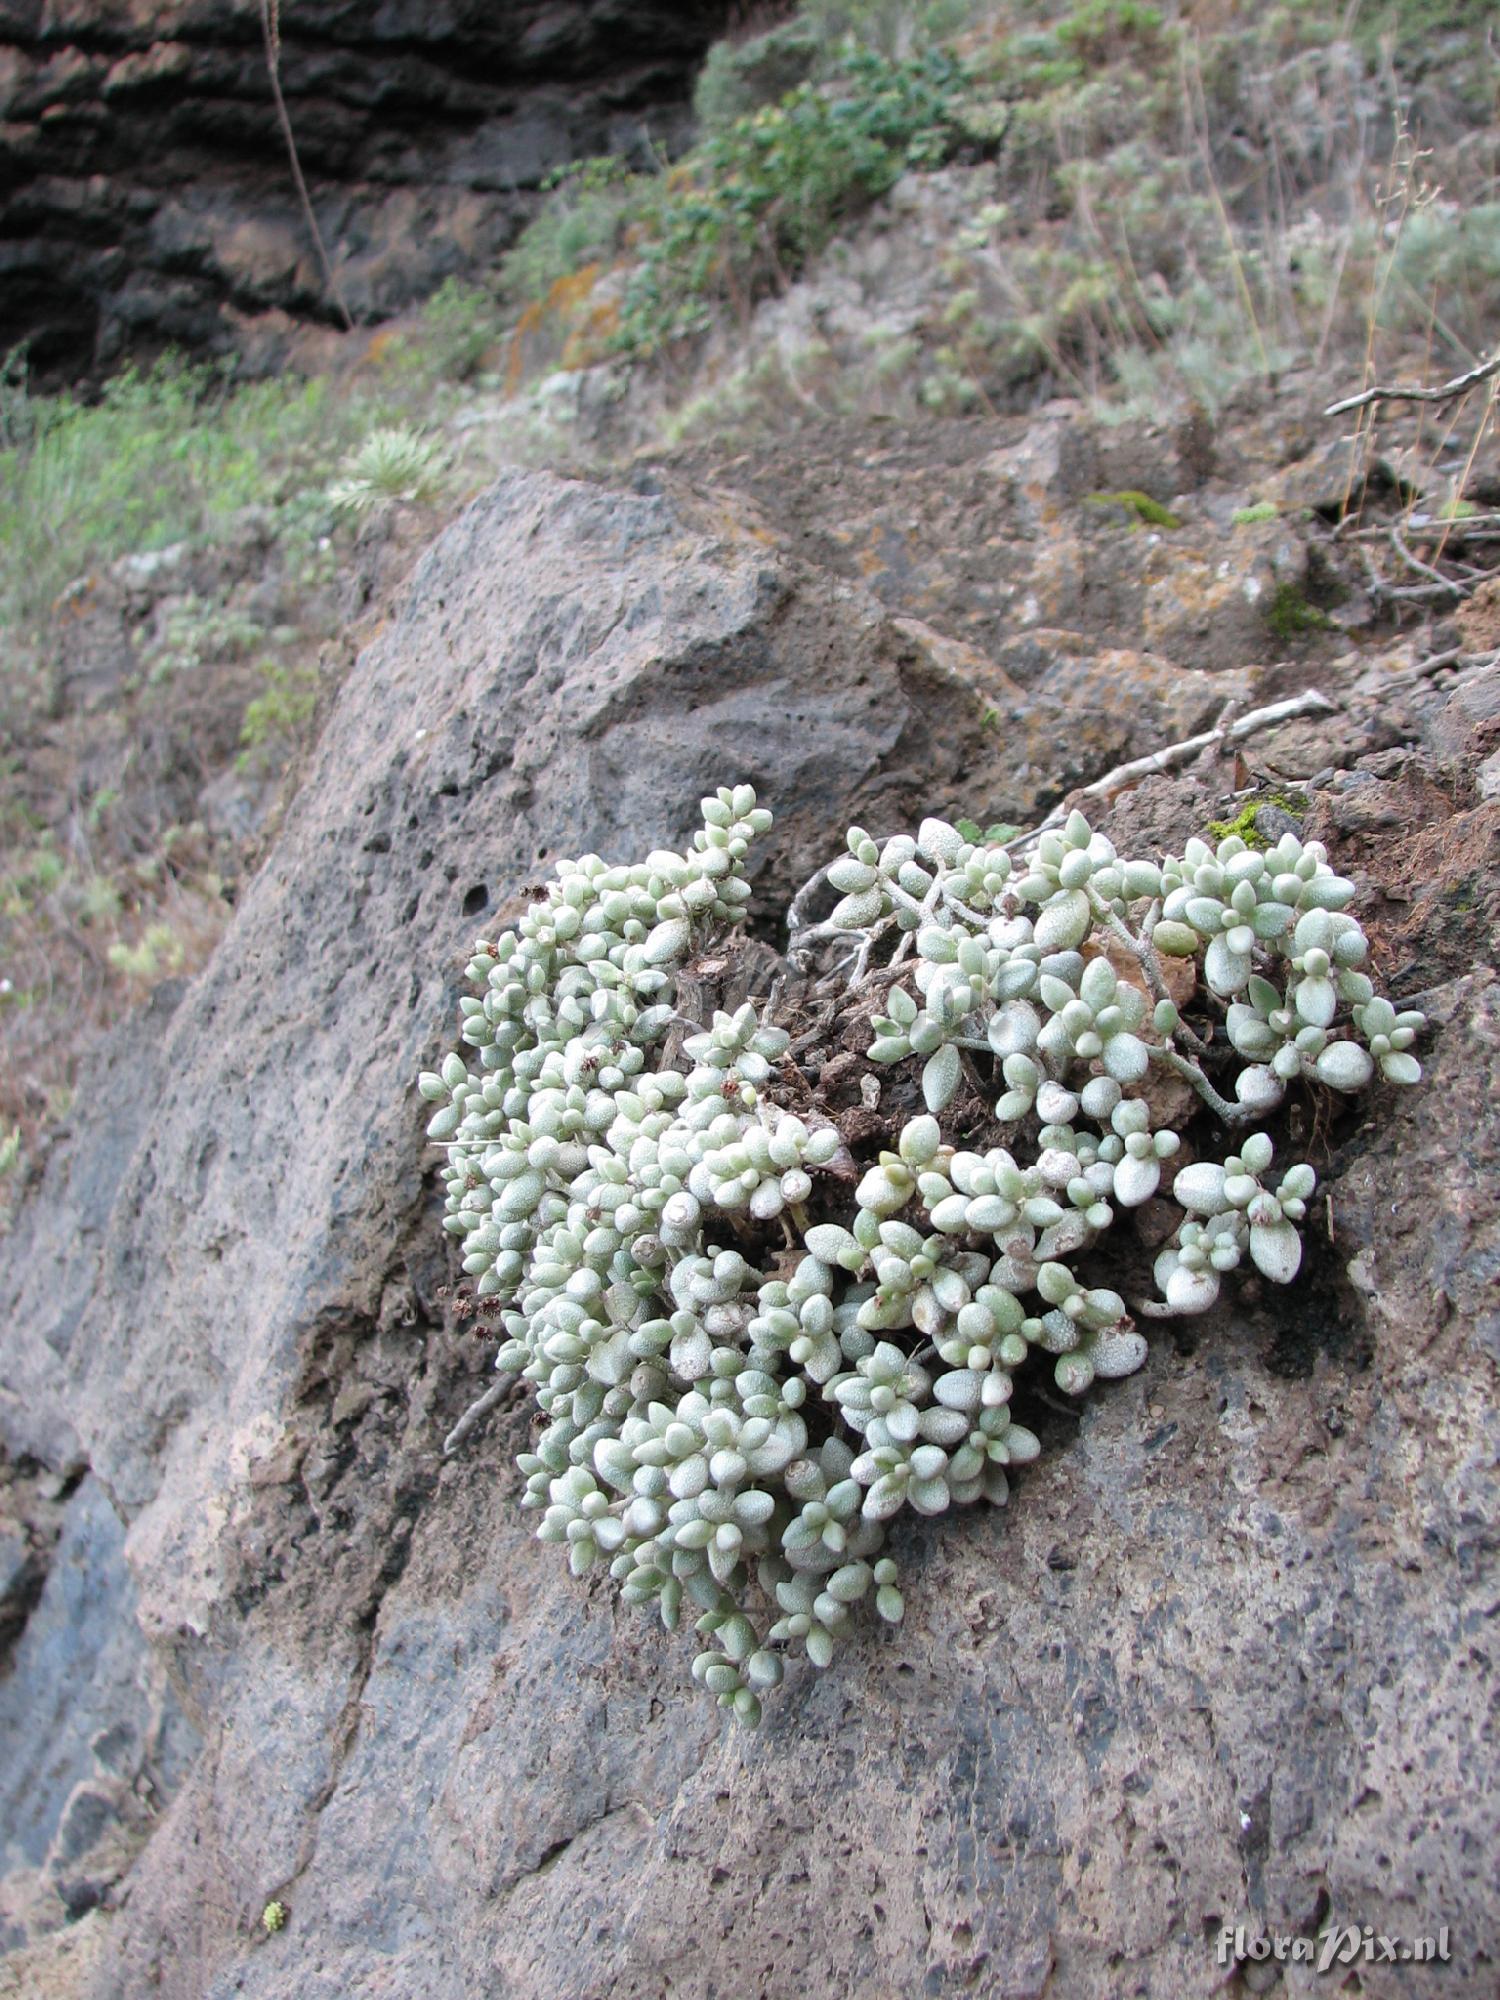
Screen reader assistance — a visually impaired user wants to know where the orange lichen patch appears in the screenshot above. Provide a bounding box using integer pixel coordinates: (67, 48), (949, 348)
(504, 297), (547, 397)
(362, 326), (406, 370)
(561, 296), (621, 371)
(52, 575), (98, 622)
(505, 265), (609, 395)
(545, 262), (604, 315)
(890, 615), (1026, 709)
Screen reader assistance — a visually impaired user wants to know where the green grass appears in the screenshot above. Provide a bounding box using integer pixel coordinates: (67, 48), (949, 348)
(0, 360), (364, 647)
(0, 303), (494, 1176)
(0, 281), (506, 680)
(374, 278), (504, 391)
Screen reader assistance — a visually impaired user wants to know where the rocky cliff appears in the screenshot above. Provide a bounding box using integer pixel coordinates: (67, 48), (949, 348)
(0, 0), (729, 377)
(1, 441), (1497, 1997)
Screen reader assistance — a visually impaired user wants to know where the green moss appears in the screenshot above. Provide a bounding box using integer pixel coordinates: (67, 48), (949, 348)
(955, 816), (1020, 843)
(1232, 500), (1279, 526)
(1263, 581), (1332, 641)
(1083, 489), (1182, 530)
(1204, 791), (1310, 849)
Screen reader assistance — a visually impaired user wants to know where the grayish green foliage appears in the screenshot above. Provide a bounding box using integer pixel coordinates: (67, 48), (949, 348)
(422, 788), (1422, 1723)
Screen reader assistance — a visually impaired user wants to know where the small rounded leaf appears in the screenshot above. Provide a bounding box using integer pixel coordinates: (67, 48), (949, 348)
(1314, 1041), (1374, 1092)
(922, 1043), (962, 1114)
(1249, 1219), (1302, 1285)
(1152, 921), (1200, 958)
(1033, 891), (1092, 953)
(1173, 1162), (1227, 1215)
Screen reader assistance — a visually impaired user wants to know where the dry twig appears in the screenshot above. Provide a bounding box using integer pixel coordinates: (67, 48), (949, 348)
(1022, 689), (1339, 837)
(1325, 348), (1500, 418)
(261, 0), (354, 332)
(1389, 525), (1464, 598)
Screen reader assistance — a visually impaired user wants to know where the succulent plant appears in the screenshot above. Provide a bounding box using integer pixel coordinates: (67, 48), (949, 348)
(424, 789), (1422, 1723)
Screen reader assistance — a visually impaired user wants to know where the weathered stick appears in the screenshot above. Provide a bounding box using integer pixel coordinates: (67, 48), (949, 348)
(1325, 348), (1500, 418)
(443, 1377), (510, 1456)
(1023, 689), (1338, 837)
(261, 0), (355, 332)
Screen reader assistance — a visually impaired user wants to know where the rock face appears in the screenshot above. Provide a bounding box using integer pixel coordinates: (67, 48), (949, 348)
(0, 1474), (197, 1946)
(1, 464), (1497, 1998)
(0, 0), (730, 377)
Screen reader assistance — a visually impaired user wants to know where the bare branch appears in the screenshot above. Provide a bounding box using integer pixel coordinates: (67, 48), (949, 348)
(1389, 525), (1463, 598)
(1153, 1044), (1253, 1126)
(785, 859), (837, 938)
(1019, 689), (1339, 846)
(261, 0), (354, 333)
(443, 1376), (511, 1456)
(1324, 347), (1500, 418)
(1339, 513), (1500, 543)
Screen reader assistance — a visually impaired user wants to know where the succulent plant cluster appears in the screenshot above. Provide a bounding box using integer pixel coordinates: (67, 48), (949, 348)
(423, 787), (1422, 1724)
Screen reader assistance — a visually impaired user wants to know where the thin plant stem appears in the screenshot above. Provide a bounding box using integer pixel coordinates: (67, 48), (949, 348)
(261, 0), (355, 333)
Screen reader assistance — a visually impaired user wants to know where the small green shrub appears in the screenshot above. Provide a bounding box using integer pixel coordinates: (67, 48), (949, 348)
(138, 594), (266, 687)
(1054, 0), (1164, 63)
(1386, 202), (1500, 358)
(800, 0), (983, 58)
(503, 47), (969, 358)
(107, 922), (187, 982)
(693, 21), (821, 133)
(501, 157), (638, 308)
(624, 48), (967, 352)
(378, 279), (504, 389)
(239, 660), (321, 767)
(327, 426), (447, 518)
(1352, 0), (1495, 48)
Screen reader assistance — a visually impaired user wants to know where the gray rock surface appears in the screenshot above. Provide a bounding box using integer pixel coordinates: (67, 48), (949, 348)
(0, 465), (1495, 1998)
(0, 0), (729, 376)
(0, 1475), (195, 1948)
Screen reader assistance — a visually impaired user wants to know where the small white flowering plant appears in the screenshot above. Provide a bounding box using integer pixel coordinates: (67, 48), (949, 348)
(422, 785), (1422, 1724)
